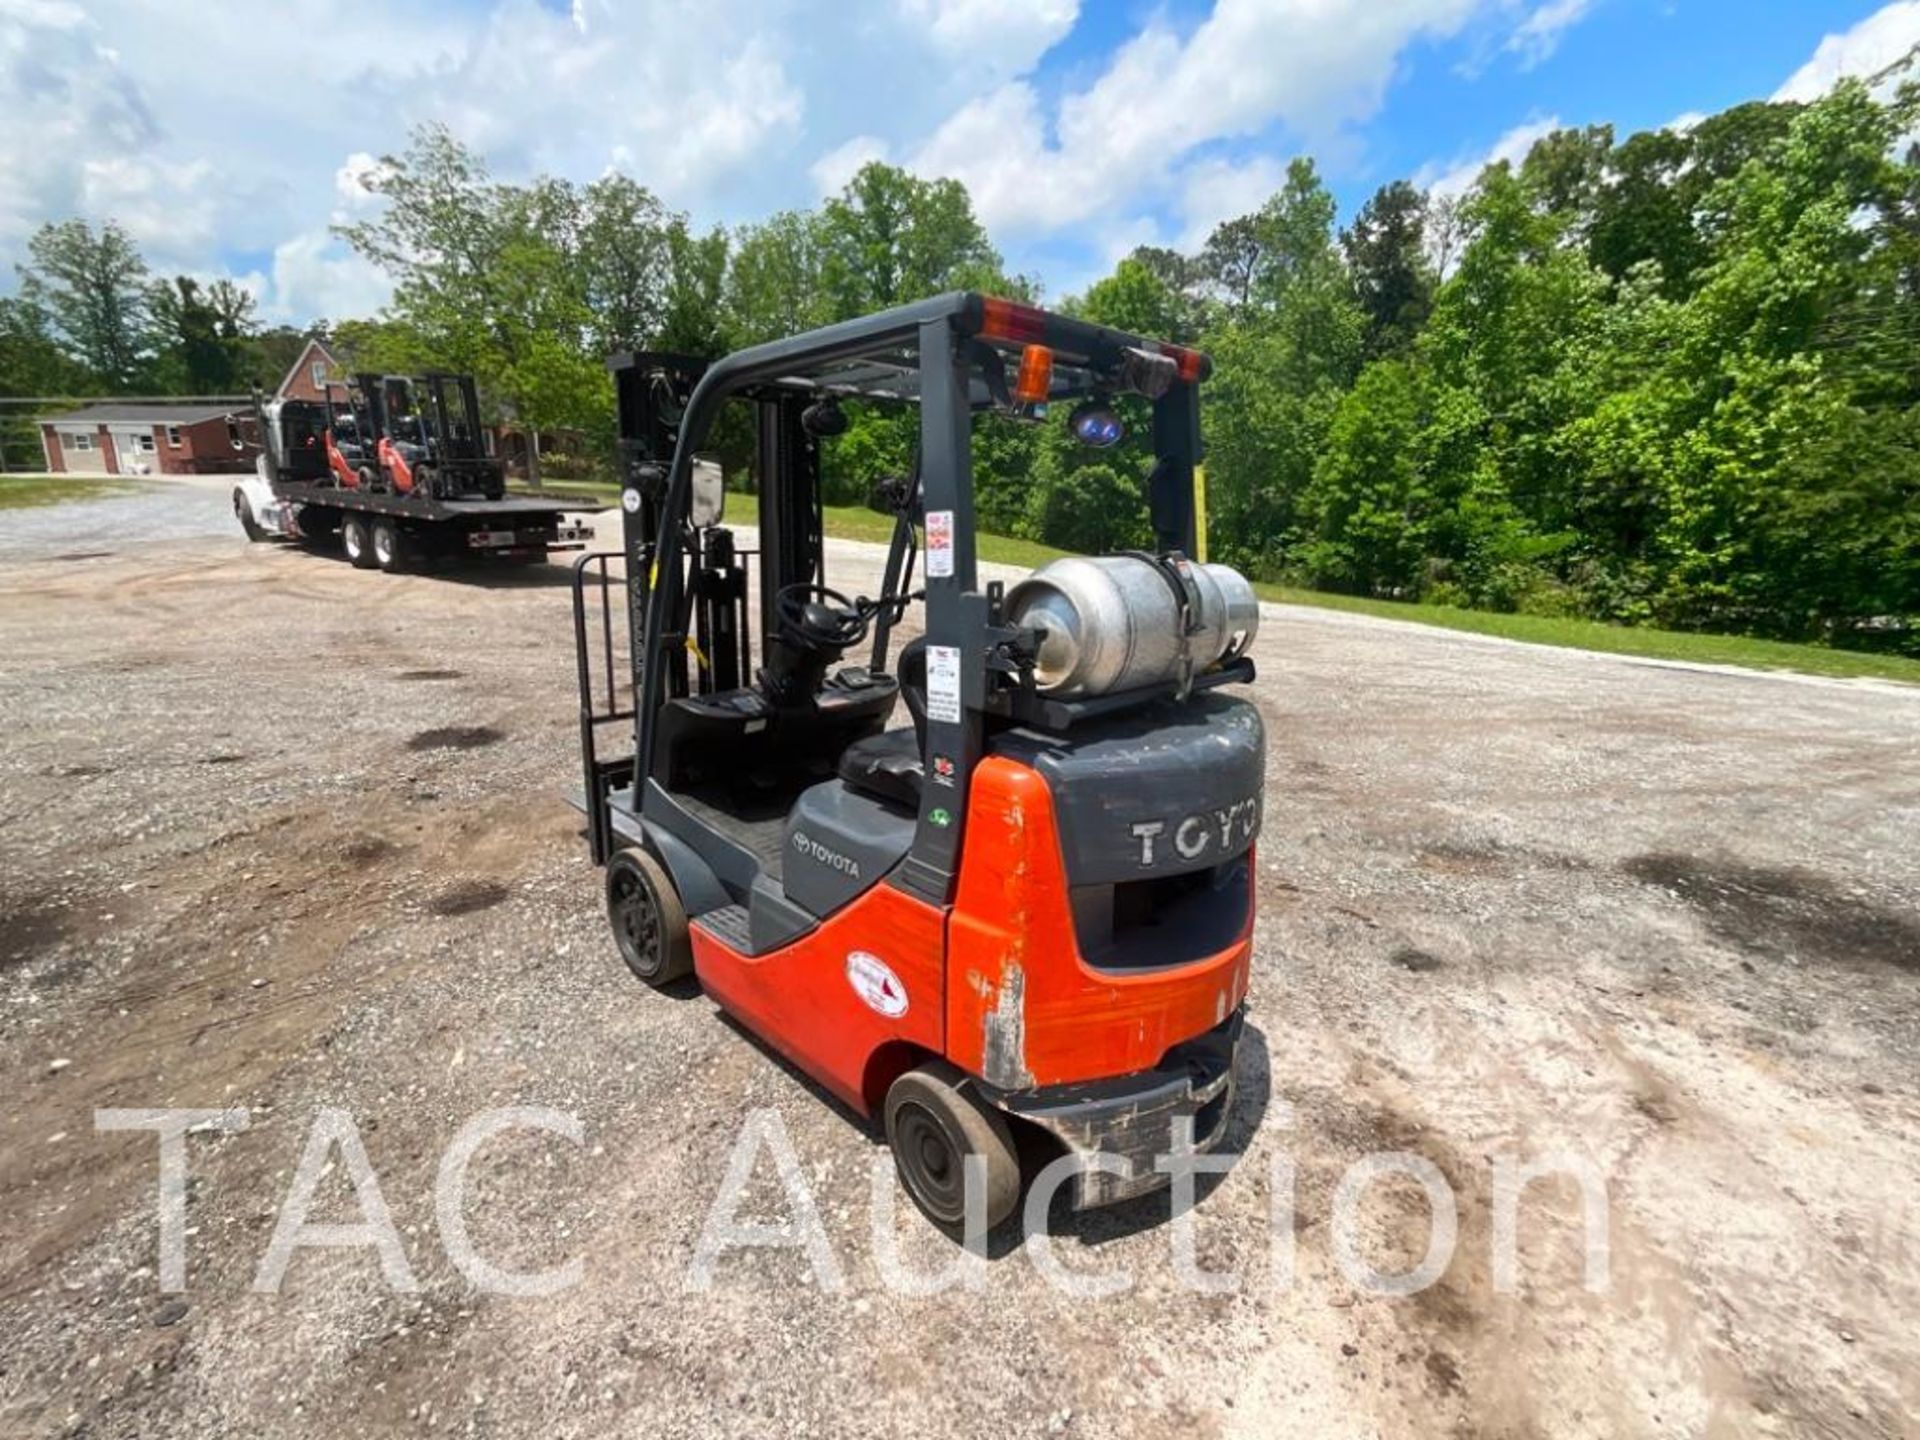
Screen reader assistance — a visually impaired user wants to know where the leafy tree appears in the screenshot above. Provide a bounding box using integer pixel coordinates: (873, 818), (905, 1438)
(336, 126), (618, 481)
(579, 174), (675, 354)
(1198, 213), (1266, 317)
(1077, 257), (1182, 339)
(817, 162), (999, 320)
(18, 220), (154, 388)
(727, 210), (829, 346)
(1519, 124), (1614, 235)
(1027, 461), (1150, 554)
(1342, 180), (1434, 357)
(149, 276), (255, 392)
(1198, 160), (1365, 571)
(656, 220), (730, 356)
(0, 294), (77, 395)
(1122, 245), (1209, 340)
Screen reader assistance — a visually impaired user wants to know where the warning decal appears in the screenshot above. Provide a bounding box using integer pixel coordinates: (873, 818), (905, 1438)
(925, 509), (955, 578)
(847, 951), (909, 1018)
(926, 644), (962, 724)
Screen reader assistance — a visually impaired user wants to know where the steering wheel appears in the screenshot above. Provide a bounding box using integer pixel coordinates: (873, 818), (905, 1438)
(775, 583), (870, 652)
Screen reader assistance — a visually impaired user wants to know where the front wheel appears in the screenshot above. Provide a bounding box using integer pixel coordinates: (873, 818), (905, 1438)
(606, 847), (692, 986)
(884, 1062), (1022, 1230)
(233, 489), (267, 542)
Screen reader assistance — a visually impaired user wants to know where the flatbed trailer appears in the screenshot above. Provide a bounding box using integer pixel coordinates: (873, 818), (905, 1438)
(236, 471), (594, 571)
(235, 394), (594, 572)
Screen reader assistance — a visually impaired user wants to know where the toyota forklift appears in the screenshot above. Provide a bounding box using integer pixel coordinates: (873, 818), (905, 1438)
(572, 294), (1265, 1231)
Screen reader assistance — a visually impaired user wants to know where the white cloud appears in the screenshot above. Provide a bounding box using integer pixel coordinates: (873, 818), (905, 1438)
(1177, 154), (1288, 249)
(0, 0), (1538, 322)
(810, 135), (892, 198)
(333, 154), (388, 210)
(1417, 114), (1561, 199)
(1775, 2), (1920, 102)
(77, 156), (219, 265)
(267, 231), (392, 327)
(1506, 0), (1591, 69)
(910, 0), (1486, 236)
(899, 0), (1078, 80)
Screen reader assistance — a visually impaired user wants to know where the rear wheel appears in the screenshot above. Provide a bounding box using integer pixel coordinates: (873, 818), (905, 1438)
(356, 466), (378, 493)
(233, 489), (267, 542)
(884, 1062), (1022, 1230)
(341, 514), (376, 569)
(371, 519), (407, 572)
(606, 847), (692, 986)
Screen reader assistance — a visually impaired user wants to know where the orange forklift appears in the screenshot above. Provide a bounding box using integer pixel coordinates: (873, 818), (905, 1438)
(324, 372), (507, 501)
(572, 295), (1264, 1230)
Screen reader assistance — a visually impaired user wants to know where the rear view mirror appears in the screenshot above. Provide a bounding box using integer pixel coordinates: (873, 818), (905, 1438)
(690, 458), (726, 528)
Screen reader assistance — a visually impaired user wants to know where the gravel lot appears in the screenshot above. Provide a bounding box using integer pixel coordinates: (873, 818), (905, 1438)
(2, 485), (1917, 1439)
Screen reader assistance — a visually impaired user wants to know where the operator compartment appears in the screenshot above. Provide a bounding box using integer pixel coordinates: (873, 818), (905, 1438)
(991, 694), (1263, 973)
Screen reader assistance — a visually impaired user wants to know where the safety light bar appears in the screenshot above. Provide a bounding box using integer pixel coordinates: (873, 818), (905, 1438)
(978, 296), (1049, 344)
(976, 295), (1209, 384)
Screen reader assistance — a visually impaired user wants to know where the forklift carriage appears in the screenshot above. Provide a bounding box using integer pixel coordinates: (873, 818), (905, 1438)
(573, 292), (1265, 1228)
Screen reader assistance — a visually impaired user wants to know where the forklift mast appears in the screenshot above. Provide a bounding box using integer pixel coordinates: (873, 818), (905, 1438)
(609, 351), (712, 708)
(753, 393), (825, 650)
(350, 372), (390, 444)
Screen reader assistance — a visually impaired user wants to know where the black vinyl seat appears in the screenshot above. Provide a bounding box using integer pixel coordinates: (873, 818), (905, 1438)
(836, 728), (923, 810)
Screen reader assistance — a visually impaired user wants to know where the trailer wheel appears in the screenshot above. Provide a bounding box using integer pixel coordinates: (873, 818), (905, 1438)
(371, 519), (407, 572)
(341, 514), (376, 569)
(233, 489), (267, 542)
(606, 847), (692, 986)
(884, 1062), (1022, 1230)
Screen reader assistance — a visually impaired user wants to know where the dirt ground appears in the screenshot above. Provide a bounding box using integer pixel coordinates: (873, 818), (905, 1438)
(2, 485), (1917, 1439)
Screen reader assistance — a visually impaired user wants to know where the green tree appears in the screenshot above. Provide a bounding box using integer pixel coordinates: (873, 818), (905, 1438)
(1342, 180), (1434, 357)
(149, 276), (256, 392)
(578, 174), (675, 354)
(336, 126), (617, 482)
(656, 220), (730, 356)
(726, 210), (829, 346)
(817, 162), (1000, 319)
(18, 219), (154, 388)
(1198, 159), (1365, 574)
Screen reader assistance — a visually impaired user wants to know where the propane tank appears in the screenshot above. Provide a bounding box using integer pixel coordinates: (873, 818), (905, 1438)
(1005, 554), (1260, 698)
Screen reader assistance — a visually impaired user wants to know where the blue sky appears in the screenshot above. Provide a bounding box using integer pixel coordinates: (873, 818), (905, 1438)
(1, 1), (1913, 322)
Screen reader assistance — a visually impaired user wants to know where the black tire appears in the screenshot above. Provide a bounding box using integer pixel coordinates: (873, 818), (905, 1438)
(233, 489), (267, 542)
(371, 519), (407, 573)
(884, 1061), (1022, 1230)
(357, 466), (378, 493)
(606, 847), (692, 986)
(341, 514), (376, 569)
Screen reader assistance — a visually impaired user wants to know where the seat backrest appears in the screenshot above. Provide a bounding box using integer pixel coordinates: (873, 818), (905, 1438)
(835, 728), (923, 810)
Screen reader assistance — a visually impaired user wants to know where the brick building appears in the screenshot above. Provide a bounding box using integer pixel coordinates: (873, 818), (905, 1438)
(274, 338), (340, 403)
(38, 403), (258, 476)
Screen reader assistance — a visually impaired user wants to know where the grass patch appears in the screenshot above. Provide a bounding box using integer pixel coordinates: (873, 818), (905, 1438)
(515, 478), (1918, 685)
(0, 473), (148, 510)
(1251, 582), (1920, 684)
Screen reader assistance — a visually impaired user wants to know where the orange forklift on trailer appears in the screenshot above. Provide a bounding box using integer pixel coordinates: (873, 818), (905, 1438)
(571, 295), (1264, 1230)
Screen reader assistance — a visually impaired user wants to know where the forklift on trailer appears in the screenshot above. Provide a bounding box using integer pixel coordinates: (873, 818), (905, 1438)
(571, 294), (1266, 1232)
(236, 373), (592, 572)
